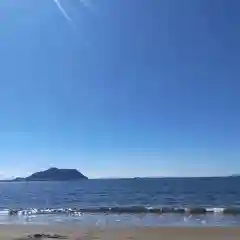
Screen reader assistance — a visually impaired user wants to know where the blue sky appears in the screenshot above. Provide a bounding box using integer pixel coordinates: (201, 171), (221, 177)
(0, 0), (239, 178)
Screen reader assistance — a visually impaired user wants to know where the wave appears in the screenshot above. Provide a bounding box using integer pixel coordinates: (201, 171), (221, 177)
(3, 206), (240, 216)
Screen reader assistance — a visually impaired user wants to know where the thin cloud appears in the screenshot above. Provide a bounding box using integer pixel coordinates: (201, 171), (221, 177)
(78, 0), (89, 8)
(78, 0), (95, 13)
(53, 0), (72, 23)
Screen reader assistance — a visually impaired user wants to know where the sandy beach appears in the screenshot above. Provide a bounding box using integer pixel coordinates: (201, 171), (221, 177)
(0, 225), (240, 240)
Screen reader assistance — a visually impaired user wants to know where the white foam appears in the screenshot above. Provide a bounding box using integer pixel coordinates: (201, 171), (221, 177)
(0, 210), (9, 216)
(206, 208), (224, 213)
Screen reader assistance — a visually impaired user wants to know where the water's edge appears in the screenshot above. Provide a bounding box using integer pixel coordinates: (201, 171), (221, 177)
(6, 206), (240, 216)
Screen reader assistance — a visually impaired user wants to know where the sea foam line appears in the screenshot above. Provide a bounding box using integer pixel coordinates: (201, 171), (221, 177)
(4, 206), (240, 216)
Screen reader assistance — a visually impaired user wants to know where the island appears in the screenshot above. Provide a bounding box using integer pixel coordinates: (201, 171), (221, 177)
(13, 167), (88, 181)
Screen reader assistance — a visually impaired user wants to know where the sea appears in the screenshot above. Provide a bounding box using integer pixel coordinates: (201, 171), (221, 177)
(1, 177), (240, 227)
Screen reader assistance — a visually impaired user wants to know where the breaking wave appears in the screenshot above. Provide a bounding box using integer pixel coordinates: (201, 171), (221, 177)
(4, 206), (240, 216)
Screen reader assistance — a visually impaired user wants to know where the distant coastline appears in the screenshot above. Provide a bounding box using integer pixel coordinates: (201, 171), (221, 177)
(0, 167), (88, 182)
(0, 174), (239, 182)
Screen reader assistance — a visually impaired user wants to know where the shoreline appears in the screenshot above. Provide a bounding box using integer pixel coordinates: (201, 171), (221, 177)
(3, 211), (240, 228)
(0, 225), (240, 240)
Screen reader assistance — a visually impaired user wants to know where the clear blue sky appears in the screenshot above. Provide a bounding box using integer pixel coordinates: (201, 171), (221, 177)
(0, 0), (239, 178)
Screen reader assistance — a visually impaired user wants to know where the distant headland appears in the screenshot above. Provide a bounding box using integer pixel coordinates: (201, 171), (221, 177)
(3, 167), (88, 182)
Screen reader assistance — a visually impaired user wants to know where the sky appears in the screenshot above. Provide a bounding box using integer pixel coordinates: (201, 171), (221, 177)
(0, 0), (239, 179)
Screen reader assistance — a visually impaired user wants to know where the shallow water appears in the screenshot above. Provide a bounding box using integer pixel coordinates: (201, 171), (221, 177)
(1, 177), (240, 227)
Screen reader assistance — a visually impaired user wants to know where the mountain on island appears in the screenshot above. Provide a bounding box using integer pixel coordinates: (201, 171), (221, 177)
(14, 167), (88, 181)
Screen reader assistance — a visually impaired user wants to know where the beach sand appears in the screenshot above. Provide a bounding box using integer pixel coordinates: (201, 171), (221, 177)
(0, 225), (240, 240)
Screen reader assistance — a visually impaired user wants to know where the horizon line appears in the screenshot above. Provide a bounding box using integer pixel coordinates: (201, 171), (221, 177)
(0, 174), (238, 182)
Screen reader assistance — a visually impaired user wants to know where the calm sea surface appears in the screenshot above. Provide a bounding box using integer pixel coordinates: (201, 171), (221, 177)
(1, 177), (240, 227)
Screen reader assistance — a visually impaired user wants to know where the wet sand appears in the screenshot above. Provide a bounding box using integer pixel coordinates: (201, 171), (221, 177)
(0, 225), (240, 240)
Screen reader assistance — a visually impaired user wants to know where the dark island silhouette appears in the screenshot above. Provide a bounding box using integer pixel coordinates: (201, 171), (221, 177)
(13, 167), (88, 181)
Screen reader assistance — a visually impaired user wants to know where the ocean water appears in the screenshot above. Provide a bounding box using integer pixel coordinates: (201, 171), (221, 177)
(1, 177), (240, 227)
